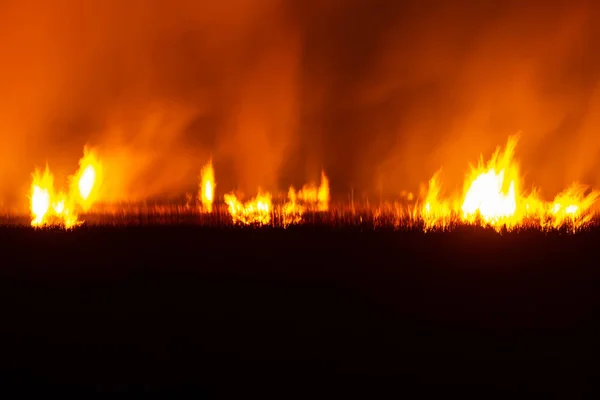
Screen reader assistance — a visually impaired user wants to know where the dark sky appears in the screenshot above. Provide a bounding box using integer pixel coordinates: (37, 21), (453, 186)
(0, 0), (599, 209)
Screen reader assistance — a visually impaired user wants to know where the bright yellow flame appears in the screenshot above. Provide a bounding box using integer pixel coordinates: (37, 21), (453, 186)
(199, 159), (215, 213)
(70, 146), (103, 212)
(78, 165), (96, 200)
(225, 191), (272, 225)
(421, 170), (453, 231)
(317, 170), (330, 212)
(221, 171), (331, 228)
(287, 171), (331, 210)
(30, 167), (79, 228)
(418, 135), (600, 232)
(29, 146), (103, 228)
(282, 171), (331, 226)
(460, 137), (520, 227)
(53, 198), (65, 214)
(30, 167), (53, 227)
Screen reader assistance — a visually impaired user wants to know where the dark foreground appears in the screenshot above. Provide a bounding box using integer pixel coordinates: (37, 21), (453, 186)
(0, 225), (598, 395)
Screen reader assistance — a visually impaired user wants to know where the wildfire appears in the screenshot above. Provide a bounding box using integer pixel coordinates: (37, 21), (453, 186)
(224, 191), (272, 226)
(30, 147), (102, 228)
(419, 135), (599, 232)
(287, 170), (330, 212)
(421, 170), (454, 231)
(23, 134), (600, 232)
(30, 167), (53, 227)
(70, 147), (103, 212)
(282, 170), (331, 226)
(222, 171), (331, 227)
(199, 159), (215, 213)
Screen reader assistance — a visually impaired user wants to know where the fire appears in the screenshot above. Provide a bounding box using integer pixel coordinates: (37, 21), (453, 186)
(419, 135), (600, 231)
(287, 170), (330, 212)
(70, 147), (103, 211)
(222, 171), (331, 227)
(30, 167), (79, 228)
(30, 167), (53, 227)
(421, 170), (454, 231)
(224, 191), (272, 226)
(29, 147), (103, 228)
(283, 170), (331, 226)
(78, 165), (96, 200)
(460, 136), (521, 228)
(282, 187), (304, 227)
(24, 135), (599, 233)
(545, 184), (599, 230)
(199, 159), (215, 213)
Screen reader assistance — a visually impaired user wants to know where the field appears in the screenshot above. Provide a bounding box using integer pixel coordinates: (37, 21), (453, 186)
(0, 206), (598, 395)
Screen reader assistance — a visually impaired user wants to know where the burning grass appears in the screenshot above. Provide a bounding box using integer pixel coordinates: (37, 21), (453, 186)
(2, 201), (598, 233)
(17, 135), (600, 232)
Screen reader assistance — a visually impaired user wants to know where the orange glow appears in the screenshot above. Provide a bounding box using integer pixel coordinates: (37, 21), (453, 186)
(4, 1), (600, 236)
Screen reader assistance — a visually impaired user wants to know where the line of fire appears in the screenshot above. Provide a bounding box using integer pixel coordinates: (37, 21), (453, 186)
(26, 134), (599, 232)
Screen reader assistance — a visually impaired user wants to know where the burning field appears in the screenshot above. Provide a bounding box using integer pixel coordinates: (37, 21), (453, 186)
(2, 1), (600, 236)
(18, 134), (600, 233)
(7, 131), (598, 390)
(3, 0), (600, 392)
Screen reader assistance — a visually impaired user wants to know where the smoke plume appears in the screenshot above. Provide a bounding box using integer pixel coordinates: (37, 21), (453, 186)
(0, 0), (599, 211)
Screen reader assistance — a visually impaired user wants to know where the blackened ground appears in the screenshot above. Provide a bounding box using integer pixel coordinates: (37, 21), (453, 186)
(0, 225), (598, 395)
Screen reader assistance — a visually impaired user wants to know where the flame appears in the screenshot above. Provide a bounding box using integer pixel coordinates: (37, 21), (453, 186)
(29, 147), (103, 228)
(282, 170), (331, 226)
(419, 135), (600, 232)
(460, 136), (521, 228)
(282, 186), (304, 227)
(199, 159), (215, 213)
(222, 170), (331, 227)
(30, 167), (79, 228)
(78, 165), (96, 200)
(545, 183), (599, 230)
(224, 191), (272, 226)
(421, 170), (453, 231)
(288, 170), (330, 212)
(69, 147), (103, 212)
(30, 167), (53, 227)
(25, 135), (598, 233)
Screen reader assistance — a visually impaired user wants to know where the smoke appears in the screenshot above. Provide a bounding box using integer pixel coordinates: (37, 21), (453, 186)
(0, 0), (599, 210)
(351, 0), (600, 199)
(0, 0), (300, 208)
